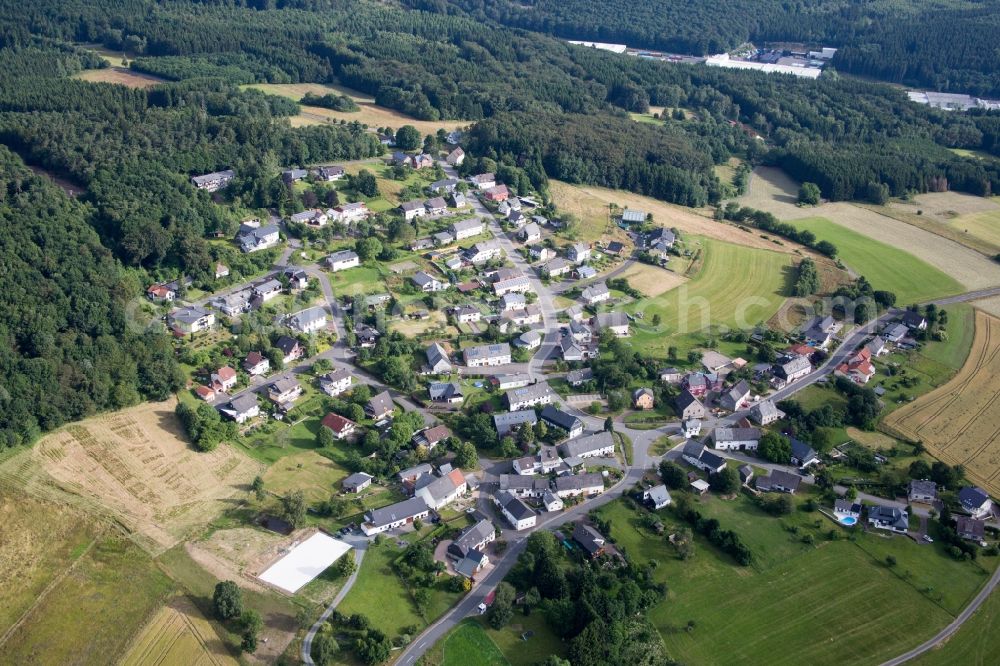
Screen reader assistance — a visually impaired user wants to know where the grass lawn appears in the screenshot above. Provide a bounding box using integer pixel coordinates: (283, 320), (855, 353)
(483, 612), (567, 666)
(594, 497), (992, 666)
(622, 236), (793, 359)
(0, 534), (175, 665)
(791, 217), (963, 303)
(336, 541), (424, 638)
(949, 209), (1000, 248)
(261, 449), (349, 505)
(430, 619), (509, 666)
(913, 581), (1000, 665)
(919, 303), (975, 370)
(328, 264), (387, 299)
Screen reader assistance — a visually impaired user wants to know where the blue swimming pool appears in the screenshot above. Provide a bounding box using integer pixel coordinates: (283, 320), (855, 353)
(839, 515), (857, 526)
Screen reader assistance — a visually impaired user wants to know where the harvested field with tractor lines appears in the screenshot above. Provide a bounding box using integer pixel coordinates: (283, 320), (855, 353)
(0, 399), (262, 555)
(884, 310), (1000, 497)
(120, 595), (237, 666)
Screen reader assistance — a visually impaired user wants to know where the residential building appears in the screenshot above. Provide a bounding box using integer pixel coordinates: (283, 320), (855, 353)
(434, 230), (456, 246)
(659, 367), (683, 384)
(463, 241), (503, 265)
(883, 323), (908, 343)
(908, 479), (938, 504)
(581, 282), (610, 306)
(554, 473), (605, 498)
(447, 519), (495, 564)
(644, 484), (672, 510)
(450, 192), (469, 208)
(268, 378), (303, 405)
(320, 412), (357, 440)
(902, 310), (929, 330)
(866, 336), (889, 357)
(683, 418), (702, 438)
(566, 368), (594, 387)
(400, 200), (426, 221)
(366, 390), (395, 420)
(540, 405), (584, 439)
(756, 470), (802, 494)
(621, 208), (646, 224)
(499, 293), (527, 312)
(316, 165), (345, 181)
(446, 147), (465, 166)
(217, 393), (259, 424)
(573, 523), (608, 558)
(319, 368), (353, 396)
(494, 274), (532, 296)
(168, 306), (215, 335)
(331, 202), (369, 225)
(502, 305), (542, 327)
(429, 381), (464, 403)
(837, 347), (877, 385)
(362, 497), (431, 536)
(399, 463), (433, 488)
(412, 271), (446, 292)
(499, 474), (550, 498)
(455, 304), (481, 323)
(803, 315), (837, 348)
(750, 400), (783, 425)
(675, 390), (706, 420)
(342, 472), (373, 493)
(282, 168), (308, 184)
(468, 173), (496, 190)
(528, 245), (554, 262)
(191, 169), (235, 192)
(542, 257), (572, 278)
(506, 382), (555, 411)
(283, 268), (309, 290)
(290, 208), (328, 226)
(287, 306), (327, 334)
(719, 380), (751, 412)
(274, 335), (303, 364)
(236, 222), (280, 253)
(464, 343), (512, 367)
(416, 469), (468, 510)
(519, 222), (541, 243)
(681, 440), (727, 474)
(515, 330), (542, 350)
(867, 504), (909, 533)
(559, 431), (615, 459)
(211, 366), (238, 392)
(959, 487), (993, 518)
(484, 184), (509, 202)
(424, 342), (453, 374)
(430, 178), (459, 194)
(594, 311), (630, 337)
(956, 516), (987, 542)
(633, 387), (655, 411)
(712, 427), (762, 452)
(834, 499), (862, 519)
(243, 352), (270, 377)
(425, 197), (448, 215)
(494, 410), (538, 437)
(253, 278), (282, 302)
(773, 355), (812, 386)
(413, 424), (452, 450)
(326, 249), (360, 272)
(495, 491), (537, 530)
(738, 464), (755, 484)
(790, 439), (821, 467)
(567, 242), (591, 264)
(542, 491), (564, 512)
(212, 289), (252, 317)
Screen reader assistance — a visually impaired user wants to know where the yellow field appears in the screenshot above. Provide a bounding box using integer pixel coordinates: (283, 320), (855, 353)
(551, 180), (799, 253)
(246, 83), (469, 134)
(0, 399), (263, 555)
(74, 67), (164, 88)
(884, 310), (1000, 496)
(121, 596), (237, 666)
(616, 261), (688, 297)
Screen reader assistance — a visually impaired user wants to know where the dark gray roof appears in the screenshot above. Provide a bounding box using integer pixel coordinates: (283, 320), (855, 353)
(558, 432), (614, 458)
(368, 390), (394, 415)
(555, 473), (604, 491)
(540, 405), (581, 432)
(959, 486), (990, 510)
(366, 497), (429, 527)
(343, 472), (373, 489)
(758, 469), (801, 492)
(790, 438), (818, 463)
(573, 522), (606, 555)
(494, 410), (538, 434)
(498, 491), (536, 520)
(566, 368), (594, 384)
(450, 518), (495, 556)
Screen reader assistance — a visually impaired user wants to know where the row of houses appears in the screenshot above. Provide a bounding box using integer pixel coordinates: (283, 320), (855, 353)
(362, 466), (470, 535)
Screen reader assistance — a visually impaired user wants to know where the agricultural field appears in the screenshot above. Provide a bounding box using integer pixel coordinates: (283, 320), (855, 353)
(791, 217), (964, 302)
(120, 595), (238, 666)
(595, 497), (993, 666)
(245, 83), (468, 134)
(884, 310), (1000, 497)
(74, 67), (165, 88)
(0, 399), (263, 555)
(623, 237), (793, 358)
(552, 179), (799, 253)
(0, 533), (174, 664)
(913, 581), (1000, 665)
(615, 261), (688, 297)
(737, 166), (807, 219)
(547, 180), (630, 244)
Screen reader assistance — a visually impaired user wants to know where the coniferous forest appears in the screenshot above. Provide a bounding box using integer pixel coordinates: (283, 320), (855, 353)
(0, 0), (998, 446)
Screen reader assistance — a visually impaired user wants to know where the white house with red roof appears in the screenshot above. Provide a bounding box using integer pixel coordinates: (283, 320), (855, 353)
(321, 412), (357, 440)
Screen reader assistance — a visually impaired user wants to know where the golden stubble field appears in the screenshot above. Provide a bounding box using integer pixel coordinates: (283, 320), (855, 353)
(120, 596), (238, 666)
(884, 310), (1000, 496)
(0, 399), (263, 555)
(74, 67), (165, 88)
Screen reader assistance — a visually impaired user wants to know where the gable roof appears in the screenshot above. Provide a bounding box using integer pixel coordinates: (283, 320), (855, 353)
(368, 390), (394, 415)
(539, 405), (582, 432)
(366, 497), (429, 527)
(572, 522), (606, 555)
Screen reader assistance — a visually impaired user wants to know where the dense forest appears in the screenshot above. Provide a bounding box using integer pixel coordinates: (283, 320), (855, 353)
(404, 0), (1000, 97)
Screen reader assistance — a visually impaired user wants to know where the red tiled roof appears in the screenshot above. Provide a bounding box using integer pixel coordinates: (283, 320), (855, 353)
(321, 412), (355, 434)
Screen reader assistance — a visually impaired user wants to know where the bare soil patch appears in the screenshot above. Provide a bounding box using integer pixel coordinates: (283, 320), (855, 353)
(884, 310), (1000, 497)
(0, 399), (263, 555)
(74, 67), (164, 88)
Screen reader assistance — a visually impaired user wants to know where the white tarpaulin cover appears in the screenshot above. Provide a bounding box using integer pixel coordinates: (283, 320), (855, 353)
(258, 532), (351, 593)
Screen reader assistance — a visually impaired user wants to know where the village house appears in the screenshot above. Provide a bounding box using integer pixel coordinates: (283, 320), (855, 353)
(790, 438), (821, 467)
(452, 218), (484, 240)
(633, 387), (655, 410)
(681, 440), (727, 474)
(515, 331), (542, 350)
(146, 276), (191, 302)
(484, 184), (510, 202)
(412, 271), (447, 292)
(719, 380), (751, 412)
(773, 355), (812, 384)
(342, 471), (373, 493)
(567, 242), (591, 265)
(315, 165), (345, 181)
(756, 470), (802, 494)
(289, 208), (328, 226)
(542, 257), (572, 278)
(499, 474), (550, 499)
(621, 208), (646, 224)
(450, 192), (469, 208)
(834, 499), (862, 520)
(803, 315), (837, 349)
(494, 274), (532, 297)
(429, 178), (459, 194)
(412, 153), (434, 169)
(464, 343), (512, 367)
(268, 377), (303, 405)
(559, 431), (615, 459)
(236, 221), (280, 253)
(883, 323), (909, 343)
(956, 516), (987, 542)
(493, 410), (538, 437)
(659, 367), (683, 384)
(528, 245), (554, 262)
(282, 168), (308, 184)
(837, 347), (877, 384)
(867, 504), (908, 533)
(416, 468), (468, 510)
(642, 227), (676, 259)
(253, 278), (283, 303)
(362, 497), (431, 536)
(191, 169), (235, 192)
(495, 491), (537, 530)
(573, 523), (608, 559)
(413, 424), (452, 450)
(429, 381), (464, 404)
(283, 268), (309, 290)
(902, 310), (929, 330)
(506, 382), (555, 411)
(566, 368), (594, 387)
(448, 519), (495, 577)
(243, 351), (270, 377)
(644, 484), (672, 510)
(424, 342), (453, 374)
(594, 311), (630, 337)
(446, 147), (465, 166)
(908, 479), (938, 504)
(366, 390), (395, 420)
(399, 464), (433, 492)
(676, 390), (706, 420)
(287, 306), (328, 334)
(274, 335), (303, 365)
(319, 368), (353, 396)
(581, 282), (610, 306)
(400, 200), (426, 221)
(712, 427), (762, 452)
(499, 293), (526, 312)
(576, 265), (597, 280)
(453, 304), (482, 323)
(425, 197), (448, 216)
(519, 222), (541, 243)
(218, 393), (260, 424)
(540, 405), (584, 439)
(211, 366), (238, 392)
(463, 241), (503, 265)
(554, 473), (605, 499)
(543, 491), (564, 512)
(468, 173), (496, 190)
(959, 486), (993, 518)
(168, 306), (215, 335)
(683, 418), (702, 438)
(434, 230), (456, 246)
(321, 412), (357, 440)
(750, 400), (783, 425)
(331, 202), (370, 225)
(866, 336), (889, 357)
(326, 249), (360, 272)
